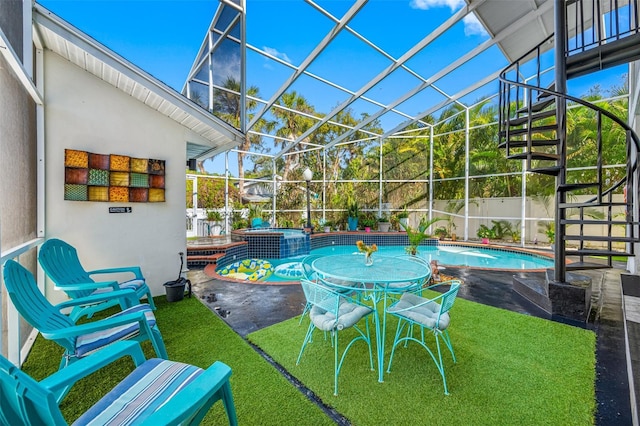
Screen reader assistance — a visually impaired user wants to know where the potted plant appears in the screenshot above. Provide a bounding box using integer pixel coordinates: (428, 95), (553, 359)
(402, 216), (444, 255)
(206, 210), (223, 236)
(248, 204), (263, 228)
(360, 215), (377, 232)
(397, 206), (409, 228)
(477, 224), (494, 244)
(434, 226), (448, 240)
(323, 220), (332, 233)
(347, 199), (360, 231)
(443, 200), (474, 241)
(377, 214), (391, 232)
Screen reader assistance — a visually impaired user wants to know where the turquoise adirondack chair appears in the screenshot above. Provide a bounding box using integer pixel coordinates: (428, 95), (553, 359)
(296, 278), (374, 395)
(38, 238), (156, 320)
(0, 340), (238, 425)
(2, 260), (167, 374)
(386, 281), (461, 395)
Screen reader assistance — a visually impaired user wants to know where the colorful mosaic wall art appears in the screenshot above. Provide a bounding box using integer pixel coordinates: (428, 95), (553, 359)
(64, 149), (165, 202)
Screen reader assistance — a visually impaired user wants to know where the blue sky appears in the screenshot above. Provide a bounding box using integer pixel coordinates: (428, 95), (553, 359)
(37, 0), (627, 175)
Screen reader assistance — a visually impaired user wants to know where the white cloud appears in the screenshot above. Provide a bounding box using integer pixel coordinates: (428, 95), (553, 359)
(410, 1), (487, 37)
(409, 0), (465, 11)
(463, 13), (487, 36)
(263, 46), (292, 64)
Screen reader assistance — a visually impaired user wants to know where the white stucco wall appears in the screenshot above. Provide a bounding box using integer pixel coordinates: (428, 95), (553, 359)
(43, 52), (192, 302)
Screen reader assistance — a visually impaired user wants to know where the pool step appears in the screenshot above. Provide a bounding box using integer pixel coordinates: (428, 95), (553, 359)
(186, 246), (227, 267)
(187, 253), (224, 267)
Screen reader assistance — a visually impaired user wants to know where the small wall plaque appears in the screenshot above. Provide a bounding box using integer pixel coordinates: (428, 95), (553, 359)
(109, 207), (132, 213)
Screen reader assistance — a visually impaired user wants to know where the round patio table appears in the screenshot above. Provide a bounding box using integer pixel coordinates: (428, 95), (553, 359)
(312, 254), (431, 382)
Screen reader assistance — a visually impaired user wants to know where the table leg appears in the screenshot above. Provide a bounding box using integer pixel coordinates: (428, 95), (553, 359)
(373, 293), (389, 383)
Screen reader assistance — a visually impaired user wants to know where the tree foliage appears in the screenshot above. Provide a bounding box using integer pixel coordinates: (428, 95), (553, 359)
(193, 77), (630, 222)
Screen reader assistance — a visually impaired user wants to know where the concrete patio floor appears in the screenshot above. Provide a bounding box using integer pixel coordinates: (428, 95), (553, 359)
(187, 262), (634, 425)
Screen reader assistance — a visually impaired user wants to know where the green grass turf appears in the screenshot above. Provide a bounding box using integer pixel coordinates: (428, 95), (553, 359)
(248, 294), (597, 425)
(21, 296), (332, 425)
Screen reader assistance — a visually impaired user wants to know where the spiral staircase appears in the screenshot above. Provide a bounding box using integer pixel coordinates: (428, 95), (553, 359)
(498, 0), (640, 321)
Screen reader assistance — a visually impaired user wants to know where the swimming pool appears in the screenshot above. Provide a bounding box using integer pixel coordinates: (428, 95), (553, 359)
(310, 244), (553, 269)
(215, 241), (554, 283)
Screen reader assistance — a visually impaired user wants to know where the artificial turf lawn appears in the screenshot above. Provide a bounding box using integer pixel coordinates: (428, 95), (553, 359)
(21, 296), (333, 425)
(248, 294), (597, 425)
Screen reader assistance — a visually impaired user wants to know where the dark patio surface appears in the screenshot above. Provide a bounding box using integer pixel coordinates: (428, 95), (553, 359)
(188, 263), (632, 425)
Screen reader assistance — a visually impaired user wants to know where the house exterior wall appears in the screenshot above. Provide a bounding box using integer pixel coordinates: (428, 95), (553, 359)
(43, 51), (188, 303)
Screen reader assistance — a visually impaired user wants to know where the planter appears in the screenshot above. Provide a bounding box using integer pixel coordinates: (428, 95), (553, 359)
(482, 237), (489, 244)
(399, 217), (409, 228)
(251, 217), (263, 228)
(378, 222), (391, 232)
(323, 226), (331, 233)
(365, 227), (371, 233)
(208, 221), (222, 236)
(348, 217), (359, 231)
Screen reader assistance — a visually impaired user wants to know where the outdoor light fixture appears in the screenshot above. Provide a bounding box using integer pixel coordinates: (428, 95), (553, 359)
(303, 167), (313, 230)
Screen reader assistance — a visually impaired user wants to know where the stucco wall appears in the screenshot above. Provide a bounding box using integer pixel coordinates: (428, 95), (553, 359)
(43, 51), (188, 302)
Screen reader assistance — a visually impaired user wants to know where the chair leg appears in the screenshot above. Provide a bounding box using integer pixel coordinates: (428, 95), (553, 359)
(387, 319), (410, 373)
(441, 330), (456, 363)
(150, 326), (169, 359)
(333, 331), (339, 396)
(296, 323), (315, 365)
(221, 380), (238, 426)
(434, 334), (450, 395)
(298, 302), (311, 325)
(144, 287), (157, 310)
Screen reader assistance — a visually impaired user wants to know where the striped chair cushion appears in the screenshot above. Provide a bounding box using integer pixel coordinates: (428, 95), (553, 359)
(75, 304), (156, 357)
(72, 358), (203, 426)
(92, 279), (145, 295)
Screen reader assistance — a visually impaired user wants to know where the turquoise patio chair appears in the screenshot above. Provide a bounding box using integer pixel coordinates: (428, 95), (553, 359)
(298, 254), (322, 324)
(0, 340), (238, 425)
(296, 278), (374, 395)
(2, 260), (167, 375)
(39, 238), (156, 321)
(386, 280), (461, 395)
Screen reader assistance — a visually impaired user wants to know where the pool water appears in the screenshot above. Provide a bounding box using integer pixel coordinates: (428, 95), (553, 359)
(256, 244), (553, 283)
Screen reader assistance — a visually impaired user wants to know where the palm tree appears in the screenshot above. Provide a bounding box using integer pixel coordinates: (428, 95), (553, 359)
(211, 77), (273, 197)
(272, 91), (316, 182)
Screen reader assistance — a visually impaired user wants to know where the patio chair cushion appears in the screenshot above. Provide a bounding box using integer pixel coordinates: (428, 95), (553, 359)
(72, 358), (202, 426)
(75, 304), (156, 357)
(92, 279), (145, 294)
(388, 292), (450, 330)
(310, 301), (372, 331)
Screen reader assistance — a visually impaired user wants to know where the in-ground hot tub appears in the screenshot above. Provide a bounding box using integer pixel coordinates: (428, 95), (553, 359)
(231, 228), (310, 259)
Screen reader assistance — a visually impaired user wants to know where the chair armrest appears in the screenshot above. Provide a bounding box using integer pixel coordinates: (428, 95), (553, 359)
(41, 309), (152, 339)
(39, 341), (147, 397)
(144, 361), (233, 424)
(54, 289), (139, 311)
(88, 266), (144, 280)
(391, 280), (461, 313)
(54, 280), (120, 292)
